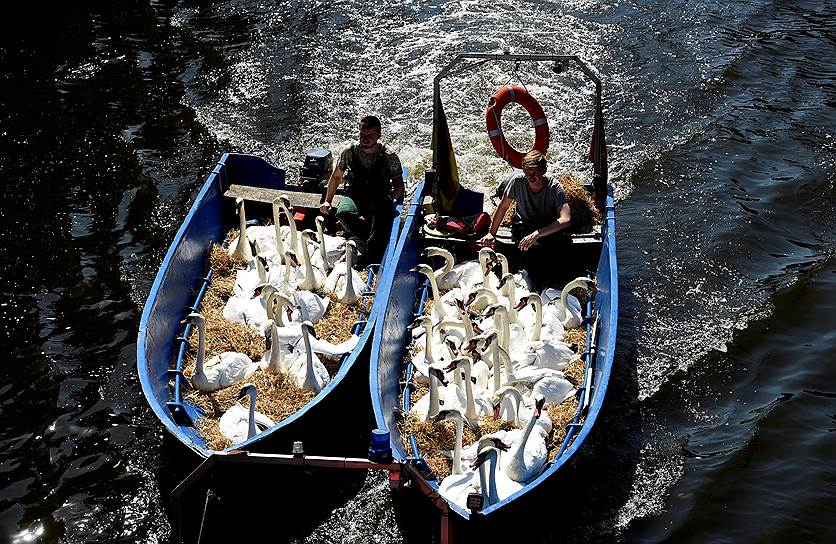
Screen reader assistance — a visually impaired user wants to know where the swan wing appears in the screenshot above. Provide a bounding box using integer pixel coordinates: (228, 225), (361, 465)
(309, 334), (360, 359)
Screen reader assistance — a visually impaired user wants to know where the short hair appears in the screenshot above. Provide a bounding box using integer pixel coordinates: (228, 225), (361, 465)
(359, 115), (382, 134)
(521, 150), (547, 172)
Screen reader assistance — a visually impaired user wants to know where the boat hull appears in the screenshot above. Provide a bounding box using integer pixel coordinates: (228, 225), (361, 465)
(370, 182), (618, 520)
(138, 153), (403, 458)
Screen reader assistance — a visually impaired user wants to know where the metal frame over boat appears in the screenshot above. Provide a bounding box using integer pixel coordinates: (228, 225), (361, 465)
(138, 152), (404, 458)
(370, 53), (618, 521)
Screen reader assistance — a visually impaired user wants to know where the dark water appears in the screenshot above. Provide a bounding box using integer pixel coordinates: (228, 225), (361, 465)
(2, 1), (835, 542)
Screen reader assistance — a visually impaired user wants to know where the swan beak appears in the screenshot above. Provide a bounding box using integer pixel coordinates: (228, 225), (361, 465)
(471, 451), (490, 469)
(289, 253), (300, 266)
(251, 288), (262, 299)
(493, 439), (510, 451)
(472, 323), (484, 335)
(492, 404), (501, 419)
(514, 297), (528, 310)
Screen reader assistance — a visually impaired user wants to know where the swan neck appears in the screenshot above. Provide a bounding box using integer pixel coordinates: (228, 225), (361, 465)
(272, 207), (286, 265)
(269, 324), (282, 371)
(428, 371), (440, 419)
(490, 343), (501, 393)
(422, 323), (435, 364)
(463, 361), (477, 420)
(435, 249), (453, 276)
(281, 204), (297, 249)
(532, 298), (542, 341)
(427, 273), (445, 316)
(452, 415), (464, 475)
(301, 327), (316, 387)
(344, 247), (354, 296)
(246, 389), (258, 439)
(512, 404), (539, 465)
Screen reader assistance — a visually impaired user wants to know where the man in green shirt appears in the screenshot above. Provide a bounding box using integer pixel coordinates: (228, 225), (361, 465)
(320, 116), (404, 265)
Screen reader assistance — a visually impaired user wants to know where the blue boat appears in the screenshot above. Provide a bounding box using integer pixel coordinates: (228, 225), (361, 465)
(369, 53), (618, 522)
(138, 152), (404, 458)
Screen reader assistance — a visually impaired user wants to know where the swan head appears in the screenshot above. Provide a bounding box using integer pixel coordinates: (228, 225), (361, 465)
(410, 264), (434, 277)
(444, 336), (460, 356)
(408, 316), (432, 336)
(284, 249), (300, 267)
(420, 246), (452, 261)
(235, 197), (245, 213)
(497, 273), (514, 290)
(533, 394), (546, 418)
(514, 294), (538, 311)
(251, 282), (276, 299)
(315, 215), (325, 228)
(301, 320), (318, 339)
(278, 194), (292, 208)
(427, 364), (449, 387)
(463, 331), (497, 354)
(181, 312), (205, 326)
(430, 406), (465, 424)
(236, 383), (257, 402)
(301, 229), (318, 243)
(445, 355), (473, 373)
(476, 435), (511, 454)
(471, 444), (507, 469)
(481, 303), (506, 319)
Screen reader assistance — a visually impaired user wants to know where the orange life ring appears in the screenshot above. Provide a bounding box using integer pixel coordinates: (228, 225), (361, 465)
(485, 85), (549, 168)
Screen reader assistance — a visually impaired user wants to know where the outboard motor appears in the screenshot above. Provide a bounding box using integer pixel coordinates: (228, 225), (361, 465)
(299, 148), (333, 190)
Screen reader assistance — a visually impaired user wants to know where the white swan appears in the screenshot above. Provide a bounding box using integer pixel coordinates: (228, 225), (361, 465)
(490, 385), (553, 436)
(514, 293), (564, 341)
(545, 276), (595, 329)
(260, 319), (294, 374)
(494, 252), (535, 293)
(325, 240), (364, 305)
(423, 247), (477, 292)
(182, 313), (259, 392)
(288, 321), (330, 393)
(412, 264), (457, 321)
(271, 197), (288, 265)
(409, 364), (449, 420)
(500, 395), (548, 483)
(465, 287), (499, 313)
(445, 356), (491, 423)
(297, 230), (326, 291)
(228, 197), (253, 263)
(433, 407), (467, 476)
(219, 384), (276, 444)
(277, 194), (299, 254)
(408, 316), (456, 384)
(472, 442), (522, 507)
(315, 215), (346, 273)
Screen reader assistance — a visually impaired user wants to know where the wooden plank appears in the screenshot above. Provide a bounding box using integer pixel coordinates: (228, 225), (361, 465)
(425, 224), (602, 246)
(224, 184), (342, 208)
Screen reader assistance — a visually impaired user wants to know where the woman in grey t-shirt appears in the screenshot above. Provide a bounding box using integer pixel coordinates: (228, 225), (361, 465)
(479, 150), (572, 288)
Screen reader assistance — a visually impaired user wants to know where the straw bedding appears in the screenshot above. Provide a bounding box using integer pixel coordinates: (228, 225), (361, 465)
(180, 237), (370, 451)
(400, 322), (590, 480)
